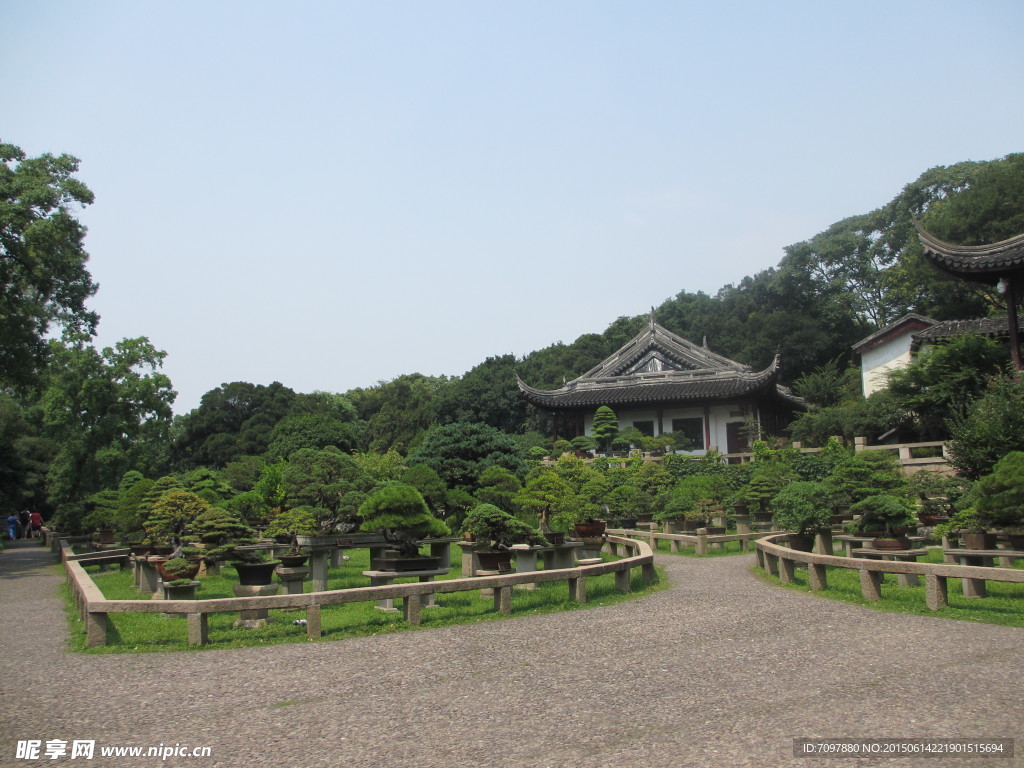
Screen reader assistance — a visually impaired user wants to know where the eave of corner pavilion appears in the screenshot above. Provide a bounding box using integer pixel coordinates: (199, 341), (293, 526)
(916, 222), (1024, 372)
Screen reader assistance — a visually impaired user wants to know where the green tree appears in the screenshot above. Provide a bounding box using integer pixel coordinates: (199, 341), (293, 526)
(41, 335), (175, 505)
(281, 446), (367, 520)
(358, 483), (449, 557)
(0, 143), (99, 388)
(143, 489), (209, 546)
(347, 373), (444, 453)
(884, 334), (1006, 440)
(171, 381), (296, 469)
(972, 452), (1024, 529)
(513, 471), (579, 533)
(475, 465), (521, 514)
(408, 422), (527, 490)
(947, 375), (1024, 480)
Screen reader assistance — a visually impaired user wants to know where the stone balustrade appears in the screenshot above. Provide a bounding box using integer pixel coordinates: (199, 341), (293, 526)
(755, 533), (1024, 610)
(62, 536), (656, 648)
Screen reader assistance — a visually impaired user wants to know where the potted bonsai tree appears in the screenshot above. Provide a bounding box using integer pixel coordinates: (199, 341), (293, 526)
(770, 481), (833, 551)
(155, 555), (201, 583)
(971, 451), (1024, 549)
(846, 494), (918, 550)
(358, 483), (451, 571)
(936, 507), (993, 550)
(659, 475), (727, 532)
(461, 503), (548, 570)
(262, 507), (319, 566)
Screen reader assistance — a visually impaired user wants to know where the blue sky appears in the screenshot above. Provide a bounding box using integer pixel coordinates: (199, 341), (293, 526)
(5, 1), (1022, 414)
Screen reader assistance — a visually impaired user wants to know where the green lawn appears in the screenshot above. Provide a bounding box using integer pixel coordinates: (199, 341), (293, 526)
(63, 548), (667, 654)
(755, 547), (1024, 627)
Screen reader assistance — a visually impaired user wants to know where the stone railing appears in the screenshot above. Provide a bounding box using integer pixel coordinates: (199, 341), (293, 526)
(62, 536), (656, 648)
(754, 534), (1024, 610)
(607, 527), (782, 555)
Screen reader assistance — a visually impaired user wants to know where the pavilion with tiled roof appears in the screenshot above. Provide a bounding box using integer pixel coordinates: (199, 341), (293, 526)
(916, 223), (1024, 370)
(516, 317), (804, 454)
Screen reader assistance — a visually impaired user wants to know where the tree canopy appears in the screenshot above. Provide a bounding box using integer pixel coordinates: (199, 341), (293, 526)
(0, 143), (98, 389)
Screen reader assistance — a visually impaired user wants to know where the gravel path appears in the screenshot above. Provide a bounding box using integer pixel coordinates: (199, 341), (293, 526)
(1, 539), (1021, 768)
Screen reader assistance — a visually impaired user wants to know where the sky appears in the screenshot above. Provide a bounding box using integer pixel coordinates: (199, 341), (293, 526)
(5, 1), (1023, 415)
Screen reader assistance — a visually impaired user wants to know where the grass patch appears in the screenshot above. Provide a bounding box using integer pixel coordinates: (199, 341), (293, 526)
(755, 547), (1024, 627)
(63, 548), (667, 654)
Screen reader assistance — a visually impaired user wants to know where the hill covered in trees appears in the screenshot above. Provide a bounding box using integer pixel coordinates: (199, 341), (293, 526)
(2, 144), (1023, 523)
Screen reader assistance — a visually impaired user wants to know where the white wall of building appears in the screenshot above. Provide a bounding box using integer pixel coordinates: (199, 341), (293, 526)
(583, 405), (749, 454)
(860, 335), (915, 396)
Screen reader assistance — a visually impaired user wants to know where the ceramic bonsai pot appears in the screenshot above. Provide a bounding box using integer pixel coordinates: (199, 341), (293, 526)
(233, 561), (282, 585)
(573, 521), (606, 538)
(786, 533), (815, 552)
(960, 532), (997, 550)
(476, 551), (514, 571)
(154, 559), (201, 582)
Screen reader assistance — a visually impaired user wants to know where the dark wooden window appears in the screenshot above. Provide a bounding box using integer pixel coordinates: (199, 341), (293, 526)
(671, 417), (705, 450)
(632, 420), (654, 437)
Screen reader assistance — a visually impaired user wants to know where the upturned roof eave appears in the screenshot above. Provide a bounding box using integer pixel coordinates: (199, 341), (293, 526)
(916, 222), (1024, 282)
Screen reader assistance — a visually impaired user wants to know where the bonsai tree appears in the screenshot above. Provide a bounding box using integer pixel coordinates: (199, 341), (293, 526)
(570, 435), (598, 455)
(81, 490), (119, 538)
(606, 483), (646, 520)
(972, 451), (1024, 531)
(263, 506), (319, 540)
(513, 471), (578, 533)
(935, 507), (987, 538)
(846, 494), (917, 539)
(358, 483), (450, 558)
(188, 505), (256, 561)
(770, 481), (833, 537)
(461, 504), (547, 550)
(909, 471), (972, 522)
(822, 450), (909, 508)
(591, 406), (618, 453)
(475, 465), (522, 514)
(159, 556), (198, 581)
(659, 475), (728, 527)
(143, 490), (210, 547)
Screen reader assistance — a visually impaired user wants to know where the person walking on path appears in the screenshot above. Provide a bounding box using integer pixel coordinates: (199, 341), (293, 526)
(6, 513), (19, 540)
(28, 510), (43, 538)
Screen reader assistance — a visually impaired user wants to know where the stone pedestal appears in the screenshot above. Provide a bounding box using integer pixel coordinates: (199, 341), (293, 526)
(578, 537), (604, 560)
(457, 540), (489, 576)
(510, 545), (540, 589)
(276, 566), (308, 610)
(162, 580), (200, 619)
(308, 548), (332, 592)
(232, 583), (279, 628)
(542, 541), (583, 570)
(138, 559), (160, 595)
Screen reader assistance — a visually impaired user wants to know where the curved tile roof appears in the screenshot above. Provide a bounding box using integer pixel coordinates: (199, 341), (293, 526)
(516, 321), (804, 410)
(916, 223), (1024, 284)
